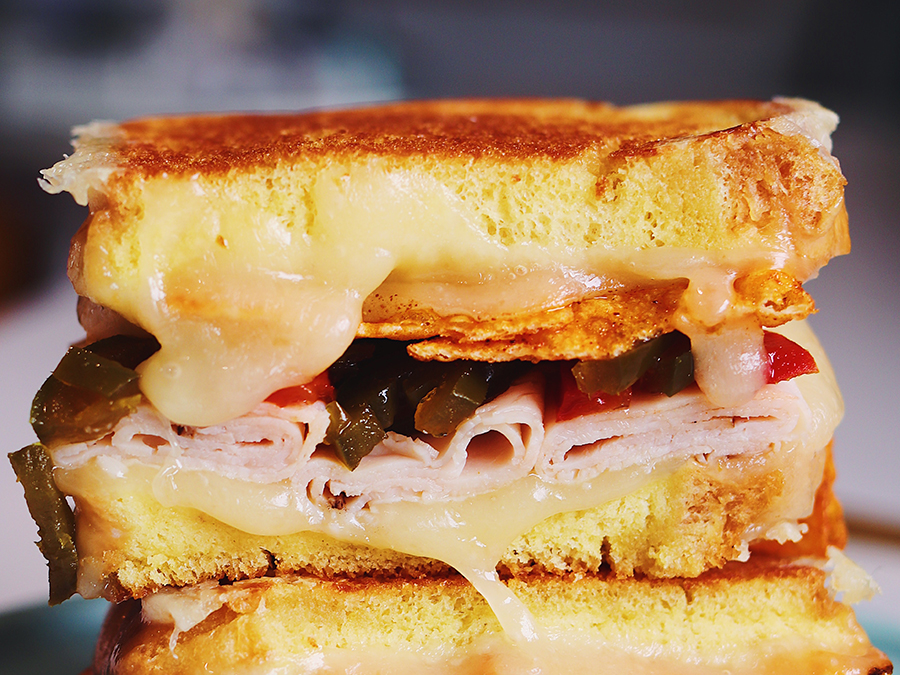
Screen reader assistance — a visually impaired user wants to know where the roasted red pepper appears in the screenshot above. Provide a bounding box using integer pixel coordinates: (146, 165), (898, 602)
(765, 331), (819, 383)
(556, 366), (631, 422)
(558, 329), (817, 421)
(265, 372), (335, 407)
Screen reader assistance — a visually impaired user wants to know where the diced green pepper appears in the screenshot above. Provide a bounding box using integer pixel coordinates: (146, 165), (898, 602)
(414, 362), (490, 437)
(325, 401), (386, 471)
(51, 346), (140, 399)
(401, 361), (446, 409)
(335, 372), (401, 431)
(572, 336), (669, 395)
(323, 340), (527, 466)
(325, 340), (417, 469)
(639, 333), (694, 397)
(29, 337), (159, 447)
(82, 335), (160, 370)
(327, 339), (379, 388)
(8, 444), (77, 605)
(572, 332), (696, 397)
(31, 374), (142, 447)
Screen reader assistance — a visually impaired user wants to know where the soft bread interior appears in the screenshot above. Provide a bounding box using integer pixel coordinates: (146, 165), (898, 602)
(93, 558), (891, 675)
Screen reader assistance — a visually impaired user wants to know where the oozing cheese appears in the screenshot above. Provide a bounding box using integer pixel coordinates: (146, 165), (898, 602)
(62, 169), (838, 428)
(40, 100), (847, 428)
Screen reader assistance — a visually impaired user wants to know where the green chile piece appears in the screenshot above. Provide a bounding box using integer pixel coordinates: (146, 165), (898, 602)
(82, 334), (161, 370)
(414, 362), (490, 437)
(29, 340), (157, 447)
(52, 346), (140, 399)
(323, 342), (524, 467)
(31, 374), (142, 447)
(572, 336), (669, 396)
(325, 401), (386, 471)
(8, 444), (77, 605)
(336, 371), (402, 431)
(640, 335), (694, 397)
(400, 361), (445, 408)
(327, 340), (379, 387)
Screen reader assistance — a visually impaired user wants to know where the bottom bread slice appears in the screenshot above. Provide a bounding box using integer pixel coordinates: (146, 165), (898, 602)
(91, 556), (891, 675)
(64, 445), (842, 601)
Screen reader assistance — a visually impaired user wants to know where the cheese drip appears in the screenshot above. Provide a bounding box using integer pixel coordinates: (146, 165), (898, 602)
(146, 460), (669, 643)
(40, 102), (847, 428)
(71, 162), (831, 428)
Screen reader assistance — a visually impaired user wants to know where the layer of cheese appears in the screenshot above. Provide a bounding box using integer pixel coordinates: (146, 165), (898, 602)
(108, 168), (796, 426)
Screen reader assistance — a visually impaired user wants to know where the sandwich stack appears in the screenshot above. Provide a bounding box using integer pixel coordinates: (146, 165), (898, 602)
(11, 98), (893, 674)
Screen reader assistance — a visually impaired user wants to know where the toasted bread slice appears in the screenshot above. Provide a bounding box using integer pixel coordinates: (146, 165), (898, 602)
(91, 558), (891, 675)
(41, 98), (847, 427)
(49, 98), (846, 330)
(62, 443), (840, 602)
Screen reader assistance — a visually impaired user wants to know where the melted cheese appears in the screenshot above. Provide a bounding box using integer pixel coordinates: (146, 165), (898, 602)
(75, 163), (819, 427)
(143, 580), (234, 651)
(64, 456), (672, 641)
(40, 100), (847, 428)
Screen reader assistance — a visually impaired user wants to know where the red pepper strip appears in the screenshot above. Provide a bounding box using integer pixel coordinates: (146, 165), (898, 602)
(556, 366), (631, 422)
(557, 331), (817, 421)
(265, 372), (334, 407)
(765, 331), (819, 384)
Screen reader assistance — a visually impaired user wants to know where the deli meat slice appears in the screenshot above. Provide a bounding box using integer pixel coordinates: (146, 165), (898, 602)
(311, 377), (545, 505)
(538, 382), (809, 483)
(50, 401), (332, 484)
(50, 378), (545, 510)
(49, 374), (810, 512)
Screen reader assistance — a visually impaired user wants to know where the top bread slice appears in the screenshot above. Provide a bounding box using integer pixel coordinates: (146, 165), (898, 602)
(40, 98), (848, 426)
(46, 96), (847, 284)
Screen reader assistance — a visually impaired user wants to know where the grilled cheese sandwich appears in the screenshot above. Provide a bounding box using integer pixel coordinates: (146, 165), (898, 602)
(12, 97), (889, 674)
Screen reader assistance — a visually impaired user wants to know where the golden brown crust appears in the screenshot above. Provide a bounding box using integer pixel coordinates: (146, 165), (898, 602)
(49, 97), (849, 302)
(107, 99), (791, 175)
(91, 560), (892, 675)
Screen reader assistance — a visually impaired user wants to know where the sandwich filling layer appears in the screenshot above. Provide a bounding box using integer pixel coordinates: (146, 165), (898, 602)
(26, 98), (883, 672)
(48, 321), (841, 637)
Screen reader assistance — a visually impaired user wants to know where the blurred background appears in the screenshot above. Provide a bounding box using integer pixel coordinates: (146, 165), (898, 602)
(1, 0), (898, 667)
